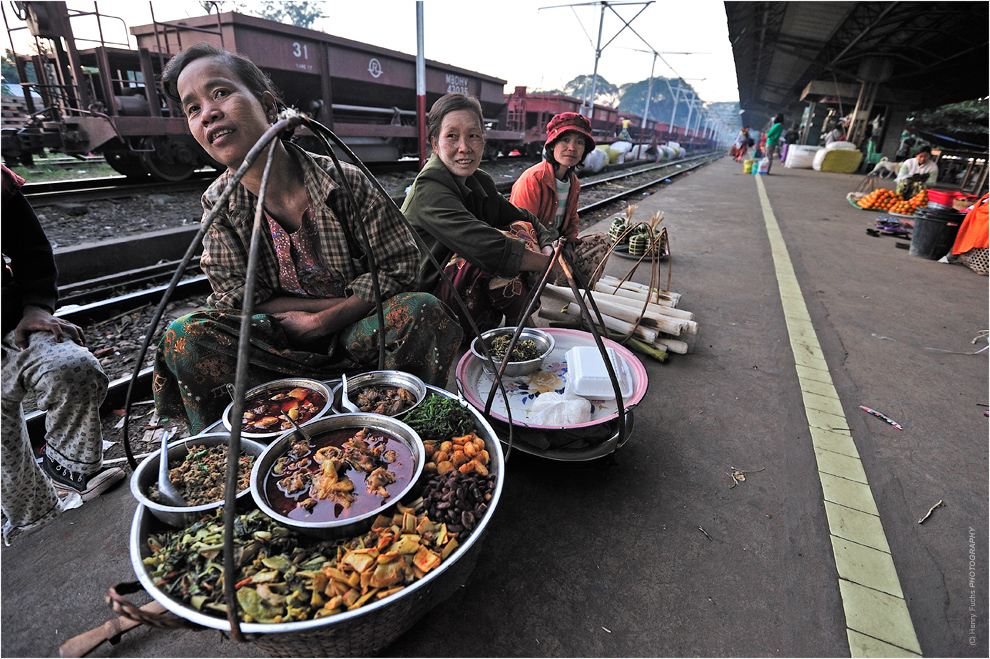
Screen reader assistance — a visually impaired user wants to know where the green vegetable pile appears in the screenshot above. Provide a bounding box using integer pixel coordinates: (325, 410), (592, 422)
(489, 335), (541, 362)
(401, 393), (475, 443)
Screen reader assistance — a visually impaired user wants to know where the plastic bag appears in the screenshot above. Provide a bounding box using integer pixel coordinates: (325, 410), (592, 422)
(528, 390), (592, 426)
(757, 157), (770, 174)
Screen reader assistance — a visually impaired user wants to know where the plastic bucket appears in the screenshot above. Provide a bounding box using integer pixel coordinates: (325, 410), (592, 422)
(909, 214), (961, 260)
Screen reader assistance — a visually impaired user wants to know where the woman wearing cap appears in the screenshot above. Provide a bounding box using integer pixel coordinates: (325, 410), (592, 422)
(403, 93), (554, 335)
(510, 112), (611, 286)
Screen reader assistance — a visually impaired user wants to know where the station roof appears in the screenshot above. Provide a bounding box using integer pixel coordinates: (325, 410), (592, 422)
(724, 1), (989, 127)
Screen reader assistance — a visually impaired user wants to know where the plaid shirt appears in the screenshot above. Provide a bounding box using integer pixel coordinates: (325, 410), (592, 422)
(200, 144), (419, 310)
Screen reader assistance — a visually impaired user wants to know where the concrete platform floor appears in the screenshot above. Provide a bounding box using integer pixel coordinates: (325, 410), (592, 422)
(2, 156), (986, 658)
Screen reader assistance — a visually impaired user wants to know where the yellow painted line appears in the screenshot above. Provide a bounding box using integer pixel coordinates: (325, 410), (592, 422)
(755, 176), (922, 657)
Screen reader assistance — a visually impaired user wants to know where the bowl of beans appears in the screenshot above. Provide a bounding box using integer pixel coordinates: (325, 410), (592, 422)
(222, 378), (333, 441)
(131, 432), (267, 528)
(470, 327), (555, 377)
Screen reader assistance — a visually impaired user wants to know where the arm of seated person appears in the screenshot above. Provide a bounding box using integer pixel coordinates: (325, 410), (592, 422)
(13, 304), (86, 349)
(260, 295), (374, 343)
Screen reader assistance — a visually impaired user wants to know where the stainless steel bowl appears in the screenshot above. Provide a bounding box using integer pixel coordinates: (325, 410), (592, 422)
(130, 432), (267, 528)
(250, 413), (425, 539)
(330, 370), (427, 416)
(222, 378), (333, 441)
(470, 327), (555, 377)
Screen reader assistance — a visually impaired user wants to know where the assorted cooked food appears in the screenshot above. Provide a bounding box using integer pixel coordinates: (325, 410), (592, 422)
(488, 334), (542, 362)
(265, 427), (415, 522)
(240, 385), (327, 434)
(143, 502), (461, 623)
(353, 384), (418, 416)
(149, 444), (256, 507)
(141, 391), (498, 625)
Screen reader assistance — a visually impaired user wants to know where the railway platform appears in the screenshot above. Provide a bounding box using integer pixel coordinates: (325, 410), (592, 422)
(1, 155), (986, 658)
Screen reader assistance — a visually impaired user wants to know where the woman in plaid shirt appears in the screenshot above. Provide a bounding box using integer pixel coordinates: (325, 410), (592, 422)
(151, 43), (462, 433)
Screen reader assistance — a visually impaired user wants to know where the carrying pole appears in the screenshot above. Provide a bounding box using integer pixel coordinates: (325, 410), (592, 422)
(416, 2), (427, 169)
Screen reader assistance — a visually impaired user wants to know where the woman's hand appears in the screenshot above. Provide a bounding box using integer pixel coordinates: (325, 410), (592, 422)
(271, 310), (329, 343)
(13, 305), (85, 349)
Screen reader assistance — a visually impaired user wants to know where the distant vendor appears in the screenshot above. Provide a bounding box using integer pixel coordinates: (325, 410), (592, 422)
(895, 145), (938, 199)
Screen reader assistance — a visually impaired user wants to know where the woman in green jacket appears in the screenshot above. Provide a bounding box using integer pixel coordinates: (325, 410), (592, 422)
(764, 114), (784, 174)
(402, 93), (555, 335)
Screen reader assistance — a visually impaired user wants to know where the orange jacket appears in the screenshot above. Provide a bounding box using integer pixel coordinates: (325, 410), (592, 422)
(951, 193), (989, 255)
(510, 160), (582, 242)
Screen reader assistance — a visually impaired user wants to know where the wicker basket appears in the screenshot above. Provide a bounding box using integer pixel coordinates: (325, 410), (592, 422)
(128, 386), (503, 657)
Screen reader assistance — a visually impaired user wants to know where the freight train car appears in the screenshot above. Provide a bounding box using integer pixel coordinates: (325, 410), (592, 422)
(505, 86), (715, 160)
(1, 1), (524, 179)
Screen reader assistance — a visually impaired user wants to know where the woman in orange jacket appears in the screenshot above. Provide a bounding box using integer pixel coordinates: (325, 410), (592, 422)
(510, 112), (611, 286)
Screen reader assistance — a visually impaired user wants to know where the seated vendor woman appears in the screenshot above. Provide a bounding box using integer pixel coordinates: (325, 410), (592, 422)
(401, 93), (555, 335)
(152, 43), (462, 433)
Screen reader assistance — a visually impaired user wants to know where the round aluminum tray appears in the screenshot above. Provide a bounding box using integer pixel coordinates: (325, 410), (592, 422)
(129, 386), (503, 655)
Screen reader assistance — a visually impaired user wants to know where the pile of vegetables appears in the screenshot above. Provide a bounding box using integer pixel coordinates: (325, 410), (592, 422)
(400, 394), (474, 443)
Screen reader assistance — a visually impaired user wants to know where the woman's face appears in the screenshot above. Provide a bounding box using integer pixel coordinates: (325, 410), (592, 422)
(176, 56), (274, 170)
(432, 109), (484, 181)
(552, 132), (587, 171)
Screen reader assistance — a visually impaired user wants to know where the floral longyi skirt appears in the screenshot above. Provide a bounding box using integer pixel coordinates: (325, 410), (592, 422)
(153, 292), (462, 433)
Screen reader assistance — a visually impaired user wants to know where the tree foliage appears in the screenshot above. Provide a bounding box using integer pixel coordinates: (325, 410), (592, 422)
(254, 1), (326, 29)
(910, 98), (988, 137)
(205, 0), (325, 28)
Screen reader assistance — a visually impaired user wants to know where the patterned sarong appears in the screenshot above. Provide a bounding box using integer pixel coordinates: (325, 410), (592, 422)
(153, 292), (462, 433)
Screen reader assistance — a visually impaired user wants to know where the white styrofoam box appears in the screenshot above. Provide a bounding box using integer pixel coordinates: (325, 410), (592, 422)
(565, 346), (634, 399)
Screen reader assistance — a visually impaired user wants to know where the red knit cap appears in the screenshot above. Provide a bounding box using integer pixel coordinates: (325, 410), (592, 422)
(545, 112), (595, 153)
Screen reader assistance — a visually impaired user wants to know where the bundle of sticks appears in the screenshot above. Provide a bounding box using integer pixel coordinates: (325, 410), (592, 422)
(538, 274), (696, 361)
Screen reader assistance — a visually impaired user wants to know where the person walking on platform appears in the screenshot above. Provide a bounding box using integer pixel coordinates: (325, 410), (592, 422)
(764, 114), (784, 174)
(2, 165), (124, 545)
(733, 126), (749, 162)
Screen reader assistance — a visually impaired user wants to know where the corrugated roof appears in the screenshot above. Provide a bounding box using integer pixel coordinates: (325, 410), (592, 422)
(725, 1), (989, 127)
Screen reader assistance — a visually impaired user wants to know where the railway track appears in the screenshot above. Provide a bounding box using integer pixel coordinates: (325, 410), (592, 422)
(26, 152), (720, 442)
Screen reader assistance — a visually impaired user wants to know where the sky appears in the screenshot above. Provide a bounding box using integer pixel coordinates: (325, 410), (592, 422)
(3, 0), (740, 103)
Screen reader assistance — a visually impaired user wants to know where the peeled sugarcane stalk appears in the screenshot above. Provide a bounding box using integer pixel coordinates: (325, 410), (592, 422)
(546, 284), (687, 336)
(592, 283), (694, 320)
(594, 281), (681, 309)
(599, 275), (681, 305)
(546, 321), (668, 362)
(564, 303), (659, 343)
(654, 337), (689, 354)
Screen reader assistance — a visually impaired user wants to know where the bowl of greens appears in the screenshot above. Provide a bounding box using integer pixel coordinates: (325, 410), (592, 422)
(469, 327), (554, 377)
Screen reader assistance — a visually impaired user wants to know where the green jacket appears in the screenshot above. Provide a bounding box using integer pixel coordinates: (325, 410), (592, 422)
(402, 154), (551, 293)
(766, 122), (784, 146)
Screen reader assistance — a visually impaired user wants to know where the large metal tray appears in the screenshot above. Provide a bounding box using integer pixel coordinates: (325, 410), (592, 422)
(455, 328), (648, 430)
(129, 386), (503, 657)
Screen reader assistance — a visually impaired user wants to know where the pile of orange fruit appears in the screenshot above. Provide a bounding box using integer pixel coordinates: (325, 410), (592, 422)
(857, 188), (929, 214)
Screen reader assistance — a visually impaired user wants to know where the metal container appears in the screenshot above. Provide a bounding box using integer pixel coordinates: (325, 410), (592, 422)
(250, 413), (425, 539)
(222, 378), (333, 441)
(129, 386), (504, 657)
(130, 433), (267, 528)
(330, 370), (427, 416)
(470, 327), (555, 377)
